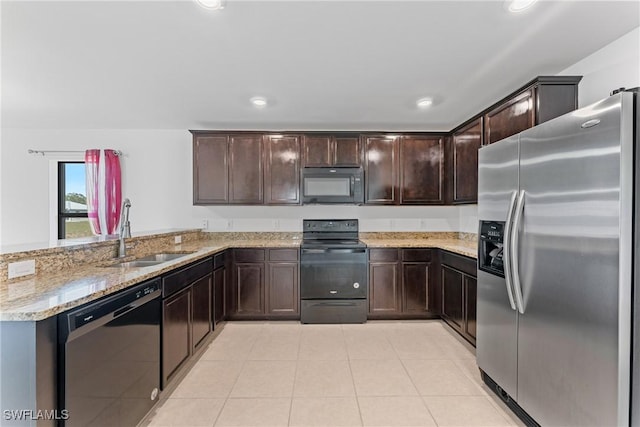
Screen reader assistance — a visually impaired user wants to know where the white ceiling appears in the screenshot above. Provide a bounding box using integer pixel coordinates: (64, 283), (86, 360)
(2, 0), (639, 131)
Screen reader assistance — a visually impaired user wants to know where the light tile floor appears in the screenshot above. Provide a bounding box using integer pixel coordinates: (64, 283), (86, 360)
(144, 321), (524, 427)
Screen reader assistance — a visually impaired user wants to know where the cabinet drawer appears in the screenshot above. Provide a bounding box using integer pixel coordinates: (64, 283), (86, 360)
(401, 249), (432, 262)
(234, 248), (265, 262)
(441, 251), (476, 276)
(214, 251), (226, 269)
(369, 248), (399, 262)
(268, 248), (299, 261)
(163, 258), (212, 298)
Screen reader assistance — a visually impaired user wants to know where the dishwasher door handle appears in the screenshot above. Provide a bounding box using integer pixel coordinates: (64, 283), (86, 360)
(64, 286), (161, 342)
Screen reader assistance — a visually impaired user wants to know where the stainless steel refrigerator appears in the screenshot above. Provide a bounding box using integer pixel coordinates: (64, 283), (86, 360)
(477, 89), (639, 427)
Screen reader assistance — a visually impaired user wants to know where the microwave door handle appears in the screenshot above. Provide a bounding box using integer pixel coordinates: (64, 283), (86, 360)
(351, 176), (355, 196)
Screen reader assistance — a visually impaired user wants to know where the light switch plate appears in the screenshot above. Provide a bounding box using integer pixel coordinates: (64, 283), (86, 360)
(174, 235), (182, 244)
(8, 259), (36, 279)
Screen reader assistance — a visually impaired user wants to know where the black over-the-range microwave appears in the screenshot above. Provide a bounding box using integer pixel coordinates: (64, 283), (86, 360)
(301, 167), (364, 204)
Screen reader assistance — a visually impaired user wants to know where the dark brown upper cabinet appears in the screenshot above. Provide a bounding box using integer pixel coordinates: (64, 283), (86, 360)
(400, 135), (446, 205)
(193, 135), (229, 204)
(483, 76), (581, 145)
(229, 134), (264, 204)
(364, 135), (400, 204)
(192, 133), (264, 205)
(484, 89), (534, 145)
(302, 134), (362, 167)
(264, 135), (301, 205)
(451, 118), (482, 204)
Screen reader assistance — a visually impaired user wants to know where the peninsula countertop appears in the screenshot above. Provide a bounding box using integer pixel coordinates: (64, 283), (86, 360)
(0, 236), (476, 321)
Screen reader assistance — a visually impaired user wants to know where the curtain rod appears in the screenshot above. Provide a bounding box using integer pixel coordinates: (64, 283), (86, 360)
(28, 149), (123, 156)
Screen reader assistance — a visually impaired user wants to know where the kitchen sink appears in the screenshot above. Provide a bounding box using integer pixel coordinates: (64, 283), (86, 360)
(136, 253), (191, 262)
(105, 252), (193, 268)
(111, 260), (165, 268)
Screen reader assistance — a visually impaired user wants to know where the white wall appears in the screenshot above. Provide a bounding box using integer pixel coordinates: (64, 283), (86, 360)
(459, 26), (640, 233)
(0, 128), (462, 247)
(559, 27), (640, 107)
(1, 129), (193, 247)
(4, 28), (638, 247)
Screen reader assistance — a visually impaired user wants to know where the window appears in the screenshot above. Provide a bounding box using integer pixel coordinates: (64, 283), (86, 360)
(58, 162), (92, 239)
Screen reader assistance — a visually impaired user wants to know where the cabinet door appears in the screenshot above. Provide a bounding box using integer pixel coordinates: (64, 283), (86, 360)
(162, 287), (191, 386)
(441, 266), (464, 331)
(193, 135), (228, 204)
(191, 274), (212, 349)
(213, 267), (225, 325)
(369, 262), (401, 316)
(302, 135), (332, 167)
(264, 135), (300, 205)
(334, 136), (362, 167)
(400, 136), (445, 204)
(464, 275), (477, 342)
(452, 118), (482, 204)
(234, 263), (265, 316)
(402, 262), (432, 314)
(229, 134), (263, 204)
(484, 89), (534, 145)
(364, 135), (399, 204)
(267, 262), (299, 315)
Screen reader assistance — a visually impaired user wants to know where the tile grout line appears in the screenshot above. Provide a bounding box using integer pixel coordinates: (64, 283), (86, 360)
(288, 324), (304, 427)
(343, 324), (365, 427)
(394, 324), (440, 427)
(211, 323), (264, 427)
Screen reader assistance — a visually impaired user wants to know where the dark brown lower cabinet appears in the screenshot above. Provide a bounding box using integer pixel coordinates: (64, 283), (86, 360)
(191, 274), (212, 348)
(229, 248), (299, 320)
(162, 287), (191, 387)
(441, 266), (464, 330)
(402, 262), (431, 314)
(464, 276), (477, 341)
(440, 251), (477, 345)
(368, 248), (438, 319)
(369, 261), (401, 315)
(235, 262), (265, 316)
(161, 258), (213, 388)
(267, 262), (299, 315)
(211, 251), (227, 328)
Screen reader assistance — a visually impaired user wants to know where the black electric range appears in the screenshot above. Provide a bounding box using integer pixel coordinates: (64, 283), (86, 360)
(299, 219), (368, 324)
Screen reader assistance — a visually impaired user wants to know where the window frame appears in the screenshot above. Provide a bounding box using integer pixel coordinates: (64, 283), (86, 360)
(57, 161), (89, 239)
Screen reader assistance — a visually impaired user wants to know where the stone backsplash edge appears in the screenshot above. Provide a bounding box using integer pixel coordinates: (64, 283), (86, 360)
(1, 230), (477, 283)
(0, 230), (203, 282)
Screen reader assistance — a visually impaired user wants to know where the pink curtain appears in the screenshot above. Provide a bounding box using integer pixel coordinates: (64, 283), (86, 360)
(85, 149), (122, 235)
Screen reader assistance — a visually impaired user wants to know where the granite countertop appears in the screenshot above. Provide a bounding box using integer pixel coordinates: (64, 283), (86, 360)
(0, 238), (300, 322)
(361, 238), (477, 259)
(0, 236), (475, 322)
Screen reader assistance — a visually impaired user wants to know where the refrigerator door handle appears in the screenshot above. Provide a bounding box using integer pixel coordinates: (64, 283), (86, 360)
(503, 190), (518, 311)
(511, 189), (526, 314)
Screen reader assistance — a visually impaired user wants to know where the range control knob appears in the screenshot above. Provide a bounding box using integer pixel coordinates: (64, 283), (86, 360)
(353, 282), (360, 289)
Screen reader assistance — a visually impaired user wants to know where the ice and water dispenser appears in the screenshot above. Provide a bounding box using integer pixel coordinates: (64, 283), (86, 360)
(478, 221), (505, 277)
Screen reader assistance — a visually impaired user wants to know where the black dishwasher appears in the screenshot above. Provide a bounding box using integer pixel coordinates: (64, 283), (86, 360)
(58, 278), (161, 427)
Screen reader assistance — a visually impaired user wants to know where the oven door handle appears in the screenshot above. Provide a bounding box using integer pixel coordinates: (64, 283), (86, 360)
(301, 248), (366, 254)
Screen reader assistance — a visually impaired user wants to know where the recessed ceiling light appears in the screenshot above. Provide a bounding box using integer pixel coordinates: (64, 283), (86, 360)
(416, 97), (433, 109)
(196, 0), (225, 10)
(250, 96), (268, 108)
(505, 0), (538, 13)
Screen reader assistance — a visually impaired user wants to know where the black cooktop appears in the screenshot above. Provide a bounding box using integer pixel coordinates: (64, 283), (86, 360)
(301, 219), (366, 249)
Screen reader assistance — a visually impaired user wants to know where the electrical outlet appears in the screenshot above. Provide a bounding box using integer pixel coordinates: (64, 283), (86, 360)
(8, 260), (36, 279)
(274, 219), (280, 230)
(420, 219), (428, 229)
(174, 235), (182, 244)
(390, 219), (395, 230)
(227, 220), (233, 230)
(201, 219), (209, 230)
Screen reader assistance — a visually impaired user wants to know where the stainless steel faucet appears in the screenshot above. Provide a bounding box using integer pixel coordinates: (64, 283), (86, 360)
(118, 198), (132, 258)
